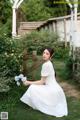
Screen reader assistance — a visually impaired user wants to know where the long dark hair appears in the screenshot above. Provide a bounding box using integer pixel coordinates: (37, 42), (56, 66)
(43, 47), (56, 77)
(44, 47), (54, 57)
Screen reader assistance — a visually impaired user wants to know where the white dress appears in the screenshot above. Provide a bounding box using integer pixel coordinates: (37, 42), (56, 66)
(20, 60), (68, 117)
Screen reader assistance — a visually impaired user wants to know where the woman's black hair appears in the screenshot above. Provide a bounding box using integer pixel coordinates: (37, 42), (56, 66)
(44, 47), (54, 57)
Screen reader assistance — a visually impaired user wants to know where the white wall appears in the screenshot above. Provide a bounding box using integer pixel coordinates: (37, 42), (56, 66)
(54, 18), (80, 45)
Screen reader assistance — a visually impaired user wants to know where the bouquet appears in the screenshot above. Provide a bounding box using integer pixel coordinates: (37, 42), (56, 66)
(15, 74), (27, 86)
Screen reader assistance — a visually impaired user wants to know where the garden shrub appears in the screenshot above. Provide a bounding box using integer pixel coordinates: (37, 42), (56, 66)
(0, 36), (23, 92)
(54, 45), (69, 60)
(0, 36), (23, 75)
(22, 30), (59, 54)
(22, 30), (69, 60)
(0, 19), (12, 37)
(73, 47), (80, 84)
(64, 56), (73, 79)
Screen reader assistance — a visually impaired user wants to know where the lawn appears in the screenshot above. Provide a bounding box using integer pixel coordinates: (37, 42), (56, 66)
(0, 59), (80, 120)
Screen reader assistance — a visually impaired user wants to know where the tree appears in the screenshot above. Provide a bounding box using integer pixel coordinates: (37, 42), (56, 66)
(0, 0), (12, 36)
(21, 0), (52, 21)
(0, 0), (11, 24)
(44, 0), (70, 16)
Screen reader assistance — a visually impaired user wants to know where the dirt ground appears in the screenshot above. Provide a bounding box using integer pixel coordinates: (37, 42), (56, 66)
(60, 82), (80, 99)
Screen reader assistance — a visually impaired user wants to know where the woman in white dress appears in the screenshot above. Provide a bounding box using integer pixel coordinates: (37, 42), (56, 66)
(20, 48), (68, 117)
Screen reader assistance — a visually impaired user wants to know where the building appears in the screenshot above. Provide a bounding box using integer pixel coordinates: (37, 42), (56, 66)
(18, 21), (46, 36)
(18, 13), (80, 46)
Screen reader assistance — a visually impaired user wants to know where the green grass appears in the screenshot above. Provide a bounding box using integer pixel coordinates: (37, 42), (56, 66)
(0, 84), (80, 120)
(0, 59), (80, 120)
(0, 85), (80, 120)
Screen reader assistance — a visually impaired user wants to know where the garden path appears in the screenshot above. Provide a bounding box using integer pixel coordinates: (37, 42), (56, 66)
(60, 81), (80, 99)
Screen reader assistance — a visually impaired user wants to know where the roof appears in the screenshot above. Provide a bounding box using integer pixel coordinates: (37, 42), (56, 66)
(37, 13), (80, 29)
(18, 21), (46, 30)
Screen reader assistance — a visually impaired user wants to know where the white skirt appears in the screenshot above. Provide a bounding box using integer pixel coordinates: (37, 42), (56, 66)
(20, 84), (68, 117)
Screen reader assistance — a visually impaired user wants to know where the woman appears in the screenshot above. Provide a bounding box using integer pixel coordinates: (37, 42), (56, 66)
(20, 48), (68, 117)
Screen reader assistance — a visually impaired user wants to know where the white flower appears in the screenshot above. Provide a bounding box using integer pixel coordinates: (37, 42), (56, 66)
(15, 76), (19, 81)
(16, 81), (20, 86)
(21, 77), (27, 82)
(18, 74), (24, 79)
(11, 53), (14, 56)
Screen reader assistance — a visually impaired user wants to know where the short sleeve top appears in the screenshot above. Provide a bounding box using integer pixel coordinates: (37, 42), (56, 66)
(41, 60), (55, 77)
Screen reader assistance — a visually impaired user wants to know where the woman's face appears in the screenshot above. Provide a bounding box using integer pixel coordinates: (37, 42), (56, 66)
(42, 49), (51, 61)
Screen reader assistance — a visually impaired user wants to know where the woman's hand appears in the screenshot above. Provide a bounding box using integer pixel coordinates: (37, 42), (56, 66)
(22, 76), (47, 86)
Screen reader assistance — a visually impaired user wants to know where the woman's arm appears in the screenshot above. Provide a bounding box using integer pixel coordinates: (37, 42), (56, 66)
(22, 77), (47, 86)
